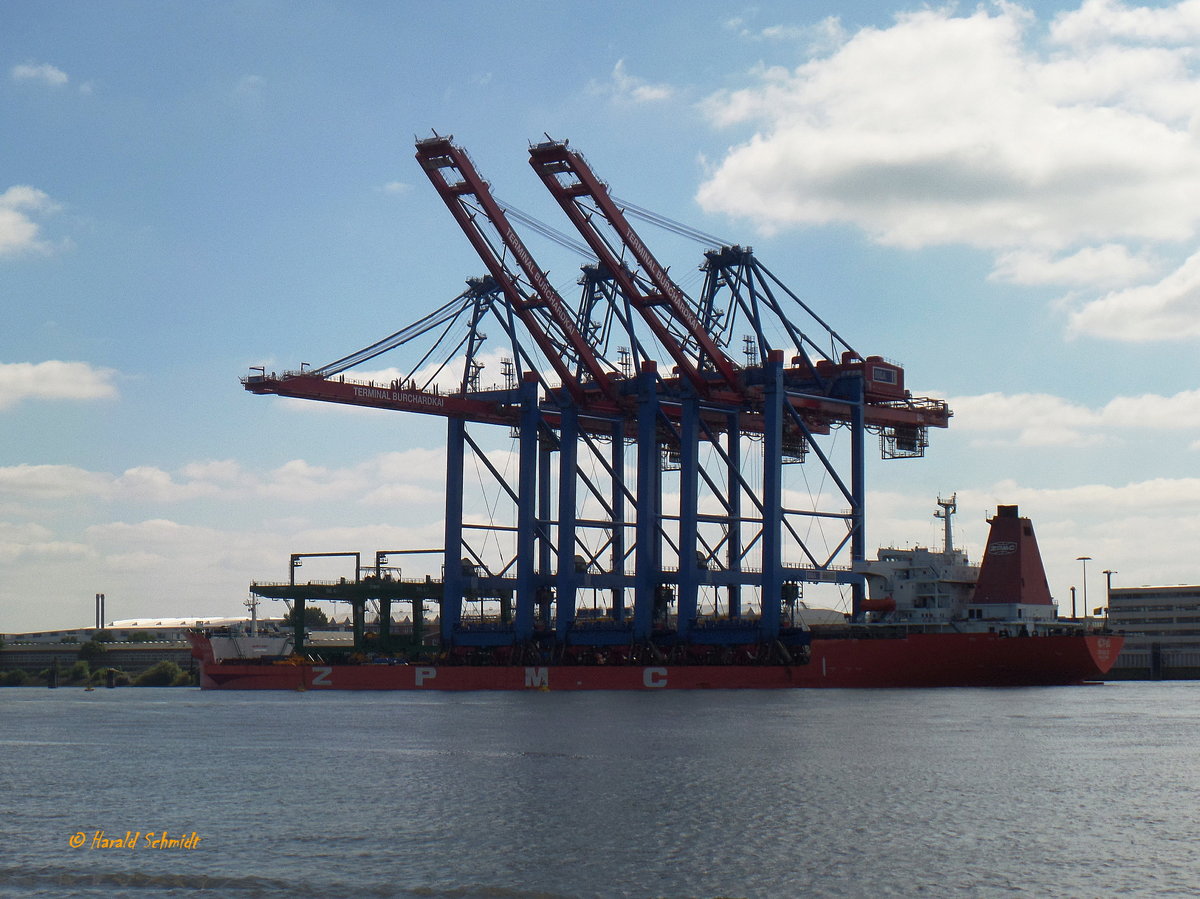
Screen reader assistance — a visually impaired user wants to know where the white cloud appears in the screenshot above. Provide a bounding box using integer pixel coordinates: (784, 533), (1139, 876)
(949, 391), (1103, 447)
(11, 62), (68, 87)
(1051, 0), (1200, 45)
(594, 60), (675, 104)
(700, 5), (1200, 247)
(0, 449), (448, 511)
(0, 361), (118, 410)
(949, 386), (1200, 445)
(724, 13), (847, 52)
(256, 451), (446, 505)
(698, 2), (1200, 341)
(382, 181), (412, 196)
(1103, 387), (1200, 426)
(1067, 246), (1200, 339)
(0, 448), (456, 629)
(178, 459), (249, 485)
(114, 467), (219, 503)
(0, 464), (112, 502)
(0, 521), (89, 565)
(0, 186), (62, 257)
(990, 244), (1157, 287)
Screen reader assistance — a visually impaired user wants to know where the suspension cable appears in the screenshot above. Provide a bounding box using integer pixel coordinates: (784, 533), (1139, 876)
(612, 195), (732, 248)
(312, 288), (487, 377)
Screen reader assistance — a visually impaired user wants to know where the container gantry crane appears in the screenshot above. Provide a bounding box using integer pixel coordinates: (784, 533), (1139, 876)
(242, 135), (951, 663)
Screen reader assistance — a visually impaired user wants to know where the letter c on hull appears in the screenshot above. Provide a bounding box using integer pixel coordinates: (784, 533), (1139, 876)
(643, 667), (668, 688)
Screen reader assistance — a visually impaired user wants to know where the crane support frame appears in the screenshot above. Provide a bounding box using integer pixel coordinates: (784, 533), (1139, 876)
(244, 137), (954, 653)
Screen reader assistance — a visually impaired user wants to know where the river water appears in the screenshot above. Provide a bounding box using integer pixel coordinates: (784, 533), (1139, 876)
(2, 682), (1198, 898)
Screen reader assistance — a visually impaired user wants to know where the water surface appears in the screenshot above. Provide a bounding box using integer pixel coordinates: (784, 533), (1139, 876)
(2, 683), (1197, 897)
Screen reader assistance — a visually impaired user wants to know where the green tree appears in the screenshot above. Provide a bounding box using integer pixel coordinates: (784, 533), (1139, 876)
(77, 640), (106, 661)
(90, 667), (132, 686)
(67, 660), (90, 683)
(3, 669), (28, 686)
(281, 606), (330, 627)
(93, 629), (114, 642)
(134, 660), (184, 686)
(128, 631), (154, 643)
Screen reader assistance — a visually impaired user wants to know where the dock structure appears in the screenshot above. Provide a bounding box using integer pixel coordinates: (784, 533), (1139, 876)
(242, 136), (950, 664)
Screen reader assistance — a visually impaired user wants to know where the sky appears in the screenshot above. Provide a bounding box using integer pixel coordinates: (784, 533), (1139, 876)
(4, 0), (1200, 633)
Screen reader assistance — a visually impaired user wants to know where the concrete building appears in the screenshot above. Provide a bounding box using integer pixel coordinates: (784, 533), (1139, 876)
(0, 618), (284, 677)
(1107, 585), (1200, 679)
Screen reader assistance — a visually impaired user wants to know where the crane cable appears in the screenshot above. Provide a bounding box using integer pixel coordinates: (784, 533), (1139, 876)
(612, 195), (732, 249)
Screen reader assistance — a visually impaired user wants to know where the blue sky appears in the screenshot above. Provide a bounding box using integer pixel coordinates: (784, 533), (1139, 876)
(4, 0), (1200, 632)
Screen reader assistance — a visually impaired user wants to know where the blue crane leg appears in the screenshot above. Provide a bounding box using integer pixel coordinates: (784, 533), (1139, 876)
(851, 373), (867, 620)
(676, 394), (700, 639)
(610, 418), (627, 623)
(726, 411), (742, 619)
(442, 417), (466, 645)
(633, 366), (660, 642)
(514, 378), (539, 641)
(555, 405), (579, 641)
(760, 353), (784, 639)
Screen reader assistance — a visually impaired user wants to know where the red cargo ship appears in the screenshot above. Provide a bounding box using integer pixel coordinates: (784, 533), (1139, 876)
(188, 501), (1121, 690)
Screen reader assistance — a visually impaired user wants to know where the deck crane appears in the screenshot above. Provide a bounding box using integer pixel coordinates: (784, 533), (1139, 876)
(415, 135), (622, 411)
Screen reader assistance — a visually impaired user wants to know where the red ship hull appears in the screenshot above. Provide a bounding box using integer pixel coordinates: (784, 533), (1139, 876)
(188, 632), (1122, 690)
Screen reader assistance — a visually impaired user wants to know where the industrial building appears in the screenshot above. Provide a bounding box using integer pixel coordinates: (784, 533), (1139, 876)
(1107, 585), (1200, 678)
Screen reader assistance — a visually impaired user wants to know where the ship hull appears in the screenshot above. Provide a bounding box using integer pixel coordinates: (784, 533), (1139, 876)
(189, 632), (1121, 691)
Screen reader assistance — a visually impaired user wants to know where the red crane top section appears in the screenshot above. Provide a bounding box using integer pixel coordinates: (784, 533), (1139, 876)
(527, 139), (742, 401)
(415, 136), (619, 408)
(971, 505), (1054, 606)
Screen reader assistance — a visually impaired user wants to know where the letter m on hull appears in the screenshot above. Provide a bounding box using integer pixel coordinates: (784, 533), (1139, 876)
(524, 667), (549, 688)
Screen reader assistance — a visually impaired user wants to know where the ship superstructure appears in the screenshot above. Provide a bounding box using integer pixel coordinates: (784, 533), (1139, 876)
(860, 498), (1066, 633)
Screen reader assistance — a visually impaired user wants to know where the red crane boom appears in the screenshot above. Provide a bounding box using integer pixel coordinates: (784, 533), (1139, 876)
(416, 135), (620, 409)
(527, 138), (743, 401)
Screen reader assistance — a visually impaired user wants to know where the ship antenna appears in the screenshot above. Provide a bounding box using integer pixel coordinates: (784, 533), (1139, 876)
(244, 594), (259, 636)
(935, 493), (957, 553)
